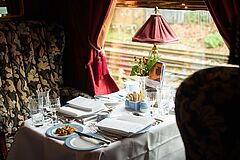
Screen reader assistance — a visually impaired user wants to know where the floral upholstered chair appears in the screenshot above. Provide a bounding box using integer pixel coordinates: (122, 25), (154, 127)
(175, 66), (240, 160)
(0, 20), (91, 157)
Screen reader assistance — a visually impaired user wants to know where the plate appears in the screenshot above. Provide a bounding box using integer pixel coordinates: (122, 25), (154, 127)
(65, 133), (103, 151)
(96, 96), (123, 106)
(136, 125), (152, 135)
(46, 123), (83, 140)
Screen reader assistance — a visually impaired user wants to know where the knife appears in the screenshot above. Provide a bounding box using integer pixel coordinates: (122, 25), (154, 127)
(74, 131), (111, 145)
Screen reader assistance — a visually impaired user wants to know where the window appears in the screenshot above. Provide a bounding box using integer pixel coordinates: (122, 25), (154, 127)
(0, 0), (23, 18)
(104, 7), (235, 89)
(0, 0), (7, 16)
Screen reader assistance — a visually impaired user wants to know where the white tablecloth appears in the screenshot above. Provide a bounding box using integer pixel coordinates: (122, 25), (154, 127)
(7, 103), (185, 160)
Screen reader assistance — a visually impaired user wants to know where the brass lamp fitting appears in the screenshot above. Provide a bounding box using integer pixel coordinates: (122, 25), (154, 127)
(152, 44), (158, 54)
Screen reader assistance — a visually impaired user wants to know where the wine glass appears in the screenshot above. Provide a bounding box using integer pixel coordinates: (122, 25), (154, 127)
(49, 96), (61, 125)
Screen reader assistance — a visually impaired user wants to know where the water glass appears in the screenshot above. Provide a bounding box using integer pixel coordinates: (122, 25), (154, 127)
(49, 96), (61, 125)
(29, 96), (44, 127)
(158, 86), (171, 117)
(37, 90), (50, 122)
(169, 87), (176, 112)
(124, 80), (140, 94)
(145, 88), (158, 115)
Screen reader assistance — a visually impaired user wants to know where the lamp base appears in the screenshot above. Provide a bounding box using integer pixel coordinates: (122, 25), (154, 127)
(152, 44), (158, 54)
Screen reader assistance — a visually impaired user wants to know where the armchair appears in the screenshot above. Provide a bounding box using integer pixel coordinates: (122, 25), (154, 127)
(0, 20), (91, 158)
(175, 66), (240, 160)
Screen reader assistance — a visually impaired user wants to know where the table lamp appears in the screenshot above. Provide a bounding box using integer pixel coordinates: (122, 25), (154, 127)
(132, 7), (179, 91)
(132, 6), (179, 54)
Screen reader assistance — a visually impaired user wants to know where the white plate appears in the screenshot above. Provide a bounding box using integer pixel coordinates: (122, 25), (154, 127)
(136, 125), (151, 134)
(95, 96), (123, 106)
(65, 133), (103, 150)
(45, 124), (83, 140)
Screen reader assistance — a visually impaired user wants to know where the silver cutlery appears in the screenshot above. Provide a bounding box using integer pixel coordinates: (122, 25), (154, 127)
(74, 131), (111, 145)
(95, 129), (121, 142)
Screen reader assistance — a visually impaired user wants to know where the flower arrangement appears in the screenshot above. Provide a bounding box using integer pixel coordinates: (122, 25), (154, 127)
(130, 53), (160, 76)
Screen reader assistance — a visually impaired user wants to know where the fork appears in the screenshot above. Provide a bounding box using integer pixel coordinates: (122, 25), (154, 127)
(87, 123), (120, 142)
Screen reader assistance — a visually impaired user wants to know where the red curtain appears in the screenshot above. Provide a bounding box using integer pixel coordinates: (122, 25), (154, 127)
(204, 0), (240, 65)
(87, 0), (119, 95)
(63, 0), (119, 96)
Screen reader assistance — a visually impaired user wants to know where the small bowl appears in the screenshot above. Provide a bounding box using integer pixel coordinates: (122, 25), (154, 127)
(139, 102), (150, 113)
(97, 110), (110, 122)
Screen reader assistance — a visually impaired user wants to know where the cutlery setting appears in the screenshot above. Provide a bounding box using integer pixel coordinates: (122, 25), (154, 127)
(50, 94), (165, 151)
(86, 123), (123, 142)
(56, 113), (121, 146)
(74, 131), (111, 145)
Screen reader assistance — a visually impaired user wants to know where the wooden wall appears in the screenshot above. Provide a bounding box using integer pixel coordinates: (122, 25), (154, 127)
(23, 0), (67, 24)
(22, 0), (91, 92)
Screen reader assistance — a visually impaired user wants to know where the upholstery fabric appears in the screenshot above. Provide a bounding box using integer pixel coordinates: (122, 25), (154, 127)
(0, 20), (91, 151)
(175, 66), (240, 160)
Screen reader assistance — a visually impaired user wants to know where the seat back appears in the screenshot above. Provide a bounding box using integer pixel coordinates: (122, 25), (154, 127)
(0, 20), (65, 146)
(175, 66), (240, 160)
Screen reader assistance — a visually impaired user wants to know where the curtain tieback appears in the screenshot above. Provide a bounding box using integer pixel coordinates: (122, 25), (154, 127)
(88, 38), (108, 81)
(88, 37), (104, 53)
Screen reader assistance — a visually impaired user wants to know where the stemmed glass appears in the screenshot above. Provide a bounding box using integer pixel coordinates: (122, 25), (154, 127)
(49, 96), (61, 125)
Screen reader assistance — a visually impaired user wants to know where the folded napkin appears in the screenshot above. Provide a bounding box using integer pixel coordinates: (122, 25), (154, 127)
(96, 115), (155, 137)
(59, 105), (104, 118)
(67, 96), (105, 112)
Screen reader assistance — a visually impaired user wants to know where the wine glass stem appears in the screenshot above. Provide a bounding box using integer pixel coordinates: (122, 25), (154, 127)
(52, 111), (58, 124)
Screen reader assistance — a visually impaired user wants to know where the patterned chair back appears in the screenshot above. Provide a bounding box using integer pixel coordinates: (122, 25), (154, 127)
(0, 20), (65, 141)
(175, 66), (240, 160)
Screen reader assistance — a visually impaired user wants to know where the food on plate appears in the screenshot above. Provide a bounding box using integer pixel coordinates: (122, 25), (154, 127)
(55, 125), (77, 136)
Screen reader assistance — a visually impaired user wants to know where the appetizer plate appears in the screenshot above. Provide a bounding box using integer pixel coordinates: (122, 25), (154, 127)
(46, 123), (83, 140)
(65, 133), (104, 151)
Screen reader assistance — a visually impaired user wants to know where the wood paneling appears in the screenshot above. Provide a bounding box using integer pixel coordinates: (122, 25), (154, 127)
(116, 0), (207, 10)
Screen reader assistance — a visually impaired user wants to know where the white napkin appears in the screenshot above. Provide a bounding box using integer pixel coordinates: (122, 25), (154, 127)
(67, 96), (105, 112)
(59, 107), (85, 117)
(96, 115), (155, 136)
(59, 106), (104, 118)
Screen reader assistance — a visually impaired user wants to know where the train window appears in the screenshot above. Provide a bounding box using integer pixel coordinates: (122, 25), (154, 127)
(0, 0), (23, 18)
(0, 7), (7, 16)
(0, 0), (7, 16)
(104, 7), (236, 89)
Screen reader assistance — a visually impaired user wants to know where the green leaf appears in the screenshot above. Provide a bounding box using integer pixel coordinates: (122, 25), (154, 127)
(130, 52), (160, 76)
(130, 65), (139, 76)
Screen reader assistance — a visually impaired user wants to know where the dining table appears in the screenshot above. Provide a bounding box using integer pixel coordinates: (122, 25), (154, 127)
(6, 100), (185, 160)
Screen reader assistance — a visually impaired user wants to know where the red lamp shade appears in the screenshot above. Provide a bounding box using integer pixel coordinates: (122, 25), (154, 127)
(132, 14), (179, 44)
